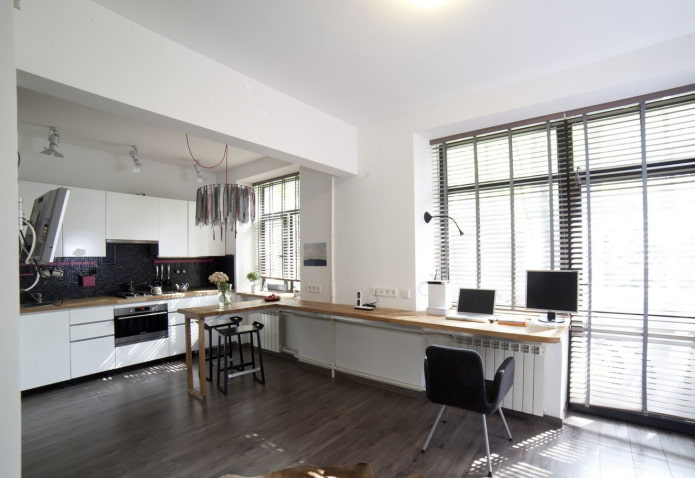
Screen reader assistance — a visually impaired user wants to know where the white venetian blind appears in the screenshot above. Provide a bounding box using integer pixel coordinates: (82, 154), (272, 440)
(432, 87), (695, 427)
(254, 174), (300, 283)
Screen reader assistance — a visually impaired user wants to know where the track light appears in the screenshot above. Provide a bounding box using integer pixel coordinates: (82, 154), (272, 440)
(41, 127), (64, 158)
(424, 211), (464, 236)
(129, 146), (142, 173)
(194, 164), (205, 184)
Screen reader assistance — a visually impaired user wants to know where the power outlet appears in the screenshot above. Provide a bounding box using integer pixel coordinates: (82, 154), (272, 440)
(373, 287), (398, 298)
(305, 284), (321, 294)
(399, 289), (411, 299)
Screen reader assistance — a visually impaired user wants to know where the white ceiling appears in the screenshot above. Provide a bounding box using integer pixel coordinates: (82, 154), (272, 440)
(18, 0), (695, 171)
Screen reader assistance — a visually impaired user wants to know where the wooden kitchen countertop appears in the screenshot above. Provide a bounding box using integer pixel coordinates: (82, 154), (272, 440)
(179, 298), (567, 344)
(19, 289), (219, 314)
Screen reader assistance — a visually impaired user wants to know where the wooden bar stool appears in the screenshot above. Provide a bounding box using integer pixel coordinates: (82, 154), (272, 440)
(216, 321), (266, 395)
(203, 315), (242, 381)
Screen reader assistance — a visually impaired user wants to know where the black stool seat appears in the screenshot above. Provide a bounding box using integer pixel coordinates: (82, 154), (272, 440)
(216, 321), (266, 394)
(203, 315), (242, 381)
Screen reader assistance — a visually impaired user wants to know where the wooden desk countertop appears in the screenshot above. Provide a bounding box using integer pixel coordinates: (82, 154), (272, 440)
(178, 298), (566, 344)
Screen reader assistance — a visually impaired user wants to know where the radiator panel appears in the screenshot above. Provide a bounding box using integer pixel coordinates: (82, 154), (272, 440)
(455, 336), (546, 417)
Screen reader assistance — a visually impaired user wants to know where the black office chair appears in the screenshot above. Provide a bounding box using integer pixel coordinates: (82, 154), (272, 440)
(421, 345), (514, 477)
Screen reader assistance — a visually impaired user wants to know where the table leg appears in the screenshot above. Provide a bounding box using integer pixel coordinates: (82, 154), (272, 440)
(185, 315), (205, 400)
(197, 317), (206, 398)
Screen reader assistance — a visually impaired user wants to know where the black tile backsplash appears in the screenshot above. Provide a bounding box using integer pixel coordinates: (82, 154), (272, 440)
(20, 243), (234, 305)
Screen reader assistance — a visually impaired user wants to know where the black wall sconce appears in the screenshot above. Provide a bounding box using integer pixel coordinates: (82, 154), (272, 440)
(424, 211), (464, 236)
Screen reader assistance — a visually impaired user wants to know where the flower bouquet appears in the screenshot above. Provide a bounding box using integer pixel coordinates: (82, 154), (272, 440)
(209, 271), (231, 307)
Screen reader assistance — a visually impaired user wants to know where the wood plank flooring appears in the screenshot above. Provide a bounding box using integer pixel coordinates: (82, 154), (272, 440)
(22, 353), (695, 478)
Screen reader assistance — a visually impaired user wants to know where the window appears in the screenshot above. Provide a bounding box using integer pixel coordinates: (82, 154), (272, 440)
(431, 88), (695, 428)
(254, 174), (300, 290)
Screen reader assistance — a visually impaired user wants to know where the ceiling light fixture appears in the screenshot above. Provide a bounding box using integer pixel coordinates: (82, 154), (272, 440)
(129, 146), (142, 173)
(194, 164), (205, 184)
(186, 134), (255, 235)
(424, 211), (464, 236)
(41, 127), (64, 158)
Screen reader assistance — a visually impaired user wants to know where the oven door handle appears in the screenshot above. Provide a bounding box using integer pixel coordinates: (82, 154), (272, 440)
(115, 311), (167, 320)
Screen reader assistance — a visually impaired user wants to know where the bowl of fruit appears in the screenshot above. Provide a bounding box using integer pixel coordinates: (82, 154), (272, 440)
(264, 293), (281, 302)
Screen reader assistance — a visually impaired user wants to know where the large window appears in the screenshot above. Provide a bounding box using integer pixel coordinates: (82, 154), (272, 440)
(254, 174), (300, 290)
(431, 88), (695, 428)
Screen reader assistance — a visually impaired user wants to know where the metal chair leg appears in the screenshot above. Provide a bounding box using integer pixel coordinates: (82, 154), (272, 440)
(498, 407), (512, 441)
(421, 405), (446, 453)
(482, 414), (493, 477)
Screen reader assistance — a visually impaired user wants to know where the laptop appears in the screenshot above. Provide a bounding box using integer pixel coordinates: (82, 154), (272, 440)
(447, 288), (496, 322)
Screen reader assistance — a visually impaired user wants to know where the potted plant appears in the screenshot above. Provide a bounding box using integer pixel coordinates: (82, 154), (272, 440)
(246, 271), (261, 293)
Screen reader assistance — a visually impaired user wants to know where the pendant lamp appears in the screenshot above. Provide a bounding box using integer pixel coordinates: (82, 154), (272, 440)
(189, 134), (255, 235)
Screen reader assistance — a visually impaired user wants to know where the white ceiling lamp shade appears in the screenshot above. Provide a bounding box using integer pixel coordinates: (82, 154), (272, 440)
(188, 133), (255, 234)
(41, 127), (64, 158)
(129, 145), (142, 173)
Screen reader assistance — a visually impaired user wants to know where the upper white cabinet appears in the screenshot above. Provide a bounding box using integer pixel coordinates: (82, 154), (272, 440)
(158, 198), (188, 257)
(188, 201), (225, 257)
(62, 187), (106, 257)
(106, 191), (158, 241)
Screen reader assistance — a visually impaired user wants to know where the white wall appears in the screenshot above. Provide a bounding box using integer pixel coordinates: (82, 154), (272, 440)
(1, 1), (21, 476)
(298, 167), (333, 302)
(13, 0), (357, 178)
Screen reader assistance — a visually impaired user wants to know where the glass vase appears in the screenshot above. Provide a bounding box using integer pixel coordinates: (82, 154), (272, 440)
(217, 284), (231, 307)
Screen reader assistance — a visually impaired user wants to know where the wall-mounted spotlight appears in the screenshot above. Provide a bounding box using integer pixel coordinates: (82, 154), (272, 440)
(129, 146), (142, 173)
(424, 211), (464, 236)
(41, 127), (64, 158)
(194, 164), (205, 184)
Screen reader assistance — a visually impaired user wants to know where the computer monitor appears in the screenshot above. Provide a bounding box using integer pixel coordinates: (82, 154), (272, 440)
(23, 187), (70, 264)
(525, 270), (578, 323)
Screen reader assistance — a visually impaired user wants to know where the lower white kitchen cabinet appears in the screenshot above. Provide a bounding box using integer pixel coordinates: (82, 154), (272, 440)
(71, 336), (116, 378)
(69, 306), (115, 378)
(20, 310), (71, 391)
(115, 338), (170, 368)
(169, 316), (199, 356)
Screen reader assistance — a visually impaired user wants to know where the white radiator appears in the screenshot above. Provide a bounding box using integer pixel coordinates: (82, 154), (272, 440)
(454, 336), (545, 417)
(245, 311), (281, 353)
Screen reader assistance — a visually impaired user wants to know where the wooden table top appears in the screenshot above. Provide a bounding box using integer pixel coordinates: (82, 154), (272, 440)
(178, 298), (567, 343)
(20, 289), (219, 314)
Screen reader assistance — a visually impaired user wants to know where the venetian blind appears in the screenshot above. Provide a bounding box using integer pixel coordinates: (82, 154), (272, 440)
(254, 174), (301, 283)
(431, 88), (695, 427)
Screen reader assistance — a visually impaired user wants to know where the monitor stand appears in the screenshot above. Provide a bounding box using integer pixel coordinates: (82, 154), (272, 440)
(538, 311), (566, 324)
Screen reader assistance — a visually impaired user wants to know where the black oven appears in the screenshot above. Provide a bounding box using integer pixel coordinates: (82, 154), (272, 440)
(114, 303), (168, 347)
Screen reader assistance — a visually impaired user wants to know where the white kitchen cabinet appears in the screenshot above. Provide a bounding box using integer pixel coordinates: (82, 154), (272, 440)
(70, 305), (112, 325)
(106, 191), (158, 241)
(158, 198), (188, 257)
(19, 181), (64, 258)
(20, 181), (106, 258)
(169, 313), (199, 356)
(71, 337), (116, 378)
(188, 201), (225, 257)
(20, 310), (71, 391)
(115, 338), (170, 368)
(62, 187), (106, 257)
(69, 306), (115, 378)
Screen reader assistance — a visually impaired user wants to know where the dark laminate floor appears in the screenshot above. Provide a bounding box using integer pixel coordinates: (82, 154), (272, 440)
(22, 352), (695, 478)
